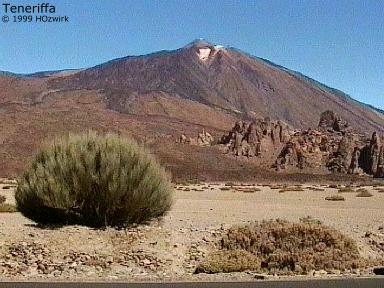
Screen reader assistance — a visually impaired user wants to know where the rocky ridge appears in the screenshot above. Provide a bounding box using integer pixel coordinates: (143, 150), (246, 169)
(177, 110), (384, 178)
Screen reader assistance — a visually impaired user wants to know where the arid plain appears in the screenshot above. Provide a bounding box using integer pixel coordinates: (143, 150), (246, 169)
(1, 180), (384, 281)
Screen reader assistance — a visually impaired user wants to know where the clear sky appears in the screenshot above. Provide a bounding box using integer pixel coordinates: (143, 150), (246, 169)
(1, 0), (383, 109)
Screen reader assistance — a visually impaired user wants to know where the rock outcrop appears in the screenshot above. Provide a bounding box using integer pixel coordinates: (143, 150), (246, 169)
(359, 132), (384, 178)
(177, 110), (384, 178)
(326, 134), (358, 173)
(274, 128), (339, 170)
(219, 118), (289, 157)
(318, 110), (349, 133)
(177, 129), (214, 147)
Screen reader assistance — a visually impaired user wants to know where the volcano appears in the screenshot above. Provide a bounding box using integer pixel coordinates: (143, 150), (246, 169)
(0, 40), (383, 179)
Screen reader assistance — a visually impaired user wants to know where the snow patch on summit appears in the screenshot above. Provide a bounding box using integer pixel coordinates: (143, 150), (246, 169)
(197, 48), (212, 61)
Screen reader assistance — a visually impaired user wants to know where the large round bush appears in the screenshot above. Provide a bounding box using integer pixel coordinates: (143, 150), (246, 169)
(16, 132), (173, 228)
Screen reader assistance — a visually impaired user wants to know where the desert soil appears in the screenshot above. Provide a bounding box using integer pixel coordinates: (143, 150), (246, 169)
(1, 181), (384, 281)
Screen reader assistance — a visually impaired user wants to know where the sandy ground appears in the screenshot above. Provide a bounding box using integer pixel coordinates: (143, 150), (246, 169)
(1, 181), (384, 281)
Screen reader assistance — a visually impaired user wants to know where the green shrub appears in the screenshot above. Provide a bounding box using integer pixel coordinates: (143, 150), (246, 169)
(15, 132), (173, 228)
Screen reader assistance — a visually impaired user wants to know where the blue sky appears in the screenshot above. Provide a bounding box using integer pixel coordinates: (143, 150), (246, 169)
(1, 0), (383, 109)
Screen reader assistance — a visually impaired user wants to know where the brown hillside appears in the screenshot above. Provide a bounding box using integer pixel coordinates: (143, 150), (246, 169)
(0, 40), (383, 180)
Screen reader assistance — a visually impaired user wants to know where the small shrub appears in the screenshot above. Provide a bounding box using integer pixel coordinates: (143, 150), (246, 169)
(278, 187), (304, 193)
(329, 184), (339, 189)
(299, 216), (322, 225)
(220, 187), (231, 191)
(15, 132), (173, 228)
(375, 188), (384, 193)
(338, 187), (355, 193)
(373, 182), (384, 187)
(0, 195), (5, 204)
(308, 187), (325, 191)
(194, 250), (260, 274)
(224, 182), (235, 187)
(0, 203), (17, 213)
(196, 219), (367, 274)
(325, 195), (345, 201)
(235, 187), (261, 193)
(356, 190), (373, 197)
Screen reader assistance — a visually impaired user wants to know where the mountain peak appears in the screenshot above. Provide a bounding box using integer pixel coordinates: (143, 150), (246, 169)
(183, 39), (215, 49)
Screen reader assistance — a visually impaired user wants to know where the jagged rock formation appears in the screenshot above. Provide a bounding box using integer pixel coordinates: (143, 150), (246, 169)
(219, 118), (289, 157)
(319, 110), (349, 133)
(176, 109), (383, 178)
(326, 134), (359, 173)
(212, 110), (384, 178)
(359, 132), (384, 178)
(274, 129), (331, 170)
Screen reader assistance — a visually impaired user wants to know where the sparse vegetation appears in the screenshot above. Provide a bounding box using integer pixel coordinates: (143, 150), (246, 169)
(299, 216), (322, 225)
(338, 187), (355, 193)
(0, 203), (17, 213)
(356, 190), (373, 197)
(196, 219), (368, 274)
(278, 187), (305, 193)
(194, 250), (260, 274)
(0, 179), (17, 185)
(224, 182), (235, 187)
(308, 187), (325, 191)
(325, 195), (345, 201)
(15, 132), (173, 228)
(235, 187), (261, 193)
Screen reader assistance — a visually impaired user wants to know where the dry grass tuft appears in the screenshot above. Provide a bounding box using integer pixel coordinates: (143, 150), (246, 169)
(278, 187), (305, 193)
(328, 184), (339, 189)
(307, 187), (325, 191)
(325, 195), (345, 201)
(373, 182), (384, 187)
(196, 219), (368, 275)
(0, 203), (17, 213)
(0, 179), (17, 185)
(0, 195), (5, 205)
(299, 216), (322, 225)
(338, 187), (355, 193)
(356, 190), (373, 198)
(235, 187), (261, 193)
(224, 182), (236, 187)
(194, 250), (260, 274)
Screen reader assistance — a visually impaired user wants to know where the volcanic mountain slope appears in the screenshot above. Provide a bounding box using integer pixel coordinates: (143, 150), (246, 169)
(0, 40), (383, 179)
(49, 40), (384, 133)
